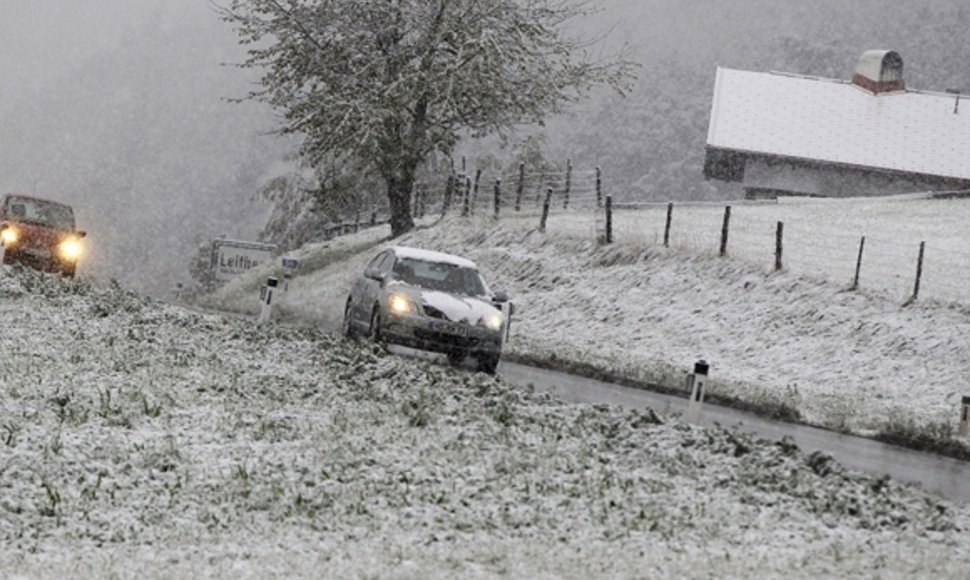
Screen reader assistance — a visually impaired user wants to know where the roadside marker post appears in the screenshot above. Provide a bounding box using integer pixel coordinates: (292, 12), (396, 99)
(960, 396), (970, 437)
(686, 360), (710, 424)
(258, 276), (279, 324)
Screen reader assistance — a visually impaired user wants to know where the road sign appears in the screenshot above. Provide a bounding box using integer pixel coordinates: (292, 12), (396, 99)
(210, 239), (277, 284)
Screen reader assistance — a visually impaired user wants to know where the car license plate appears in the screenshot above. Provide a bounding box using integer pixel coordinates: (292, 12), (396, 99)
(431, 321), (469, 337)
(24, 248), (51, 260)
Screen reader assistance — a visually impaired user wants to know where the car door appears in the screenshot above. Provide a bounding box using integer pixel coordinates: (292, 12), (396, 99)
(352, 250), (391, 323)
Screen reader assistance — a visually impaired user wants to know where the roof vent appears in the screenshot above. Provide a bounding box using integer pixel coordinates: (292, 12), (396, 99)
(852, 50), (905, 94)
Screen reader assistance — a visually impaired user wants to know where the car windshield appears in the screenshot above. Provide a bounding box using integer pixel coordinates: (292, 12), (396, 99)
(393, 257), (488, 296)
(4, 196), (75, 230)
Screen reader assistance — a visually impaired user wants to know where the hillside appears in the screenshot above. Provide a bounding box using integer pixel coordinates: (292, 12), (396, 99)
(2, 254), (970, 577)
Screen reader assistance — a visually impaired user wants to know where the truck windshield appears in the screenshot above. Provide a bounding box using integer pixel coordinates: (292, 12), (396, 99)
(4, 196), (75, 231)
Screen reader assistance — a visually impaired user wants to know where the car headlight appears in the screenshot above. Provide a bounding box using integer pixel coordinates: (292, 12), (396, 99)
(58, 238), (83, 261)
(388, 294), (416, 315)
(1, 228), (17, 245)
(481, 312), (504, 331)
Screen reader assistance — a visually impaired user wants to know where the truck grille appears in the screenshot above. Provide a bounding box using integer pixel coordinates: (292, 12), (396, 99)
(422, 305), (449, 320)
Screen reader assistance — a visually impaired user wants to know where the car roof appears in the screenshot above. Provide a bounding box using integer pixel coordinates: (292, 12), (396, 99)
(2, 193), (73, 209)
(388, 246), (478, 269)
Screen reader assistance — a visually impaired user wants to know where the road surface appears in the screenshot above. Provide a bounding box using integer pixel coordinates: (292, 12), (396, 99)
(499, 360), (970, 503)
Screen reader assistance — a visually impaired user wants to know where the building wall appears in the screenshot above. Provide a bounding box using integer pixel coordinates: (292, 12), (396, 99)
(742, 158), (962, 198)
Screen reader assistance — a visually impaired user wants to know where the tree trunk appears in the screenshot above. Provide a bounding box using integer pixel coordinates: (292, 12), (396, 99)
(386, 172), (416, 238)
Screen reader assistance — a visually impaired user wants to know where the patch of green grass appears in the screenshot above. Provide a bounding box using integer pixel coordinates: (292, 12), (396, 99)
(874, 413), (970, 461)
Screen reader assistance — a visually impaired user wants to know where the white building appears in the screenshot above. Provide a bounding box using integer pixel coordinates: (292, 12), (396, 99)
(704, 51), (970, 198)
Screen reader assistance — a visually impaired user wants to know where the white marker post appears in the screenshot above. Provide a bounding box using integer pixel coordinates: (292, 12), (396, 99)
(258, 276), (279, 324)
(686, 360), (709, 424)
(960, 396), (970, 437)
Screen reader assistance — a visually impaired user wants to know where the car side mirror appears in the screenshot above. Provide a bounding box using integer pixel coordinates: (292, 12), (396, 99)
(76, 230), (87, 239)
(493, 290), (509, 304)
(365, 269), (386, 284)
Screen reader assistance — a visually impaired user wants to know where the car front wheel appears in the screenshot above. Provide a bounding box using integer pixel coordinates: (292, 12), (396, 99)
(342, 300), (357, 339)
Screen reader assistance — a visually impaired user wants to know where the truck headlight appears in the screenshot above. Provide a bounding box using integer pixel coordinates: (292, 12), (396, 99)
(1, 228), (17, 245)
(58, 238), (83, 261)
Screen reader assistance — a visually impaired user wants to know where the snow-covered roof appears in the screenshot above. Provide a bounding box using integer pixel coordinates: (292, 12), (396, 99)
(389, 245), (477, 269)
(706, 67), (970, 181)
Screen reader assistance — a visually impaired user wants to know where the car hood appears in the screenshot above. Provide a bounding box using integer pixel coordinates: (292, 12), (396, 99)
(391, 284), (499, 323)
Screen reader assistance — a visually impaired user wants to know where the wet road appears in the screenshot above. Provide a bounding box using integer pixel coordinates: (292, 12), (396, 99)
(499, 361), (970, 503)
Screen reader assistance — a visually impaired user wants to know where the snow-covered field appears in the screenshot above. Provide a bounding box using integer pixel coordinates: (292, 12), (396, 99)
(498, 194), (970, 306)
(3, 266), (970, 578)
(205, 203), (970, 442)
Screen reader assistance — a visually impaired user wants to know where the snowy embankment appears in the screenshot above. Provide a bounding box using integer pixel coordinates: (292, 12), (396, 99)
(204, 214), (970, 448)
(3, 266), (970, 577)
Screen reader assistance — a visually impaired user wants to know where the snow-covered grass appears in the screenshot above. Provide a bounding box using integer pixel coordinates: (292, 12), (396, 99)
(2, 265), (970, 578)
(204, 203), (970, 454)
(499, 195), (970, 305)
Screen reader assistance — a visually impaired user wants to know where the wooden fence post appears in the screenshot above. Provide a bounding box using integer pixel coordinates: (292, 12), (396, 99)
(595, 167), (602, 208)
(462, 176), (471, 217)
(471, 169), (481, 216)
(494, 179), (501, 219)
(719, 205), (732, 257)
(515, 163), (524, 212)
(443, 174), (455, 213)
(775, 221), (784, 271)
(663, 202), (673, 248)
(907, 241), (926, 305)
(851, 236), (866, 290)
(605, 195), (613, 244)
(563, 159), (572, 209)
(539, 187), (552, 232)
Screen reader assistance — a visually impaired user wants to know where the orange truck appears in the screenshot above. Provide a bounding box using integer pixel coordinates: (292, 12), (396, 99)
(0, 194), (86, 278)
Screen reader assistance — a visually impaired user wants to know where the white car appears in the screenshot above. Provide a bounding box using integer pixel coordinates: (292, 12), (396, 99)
(342, 246), (509, 374)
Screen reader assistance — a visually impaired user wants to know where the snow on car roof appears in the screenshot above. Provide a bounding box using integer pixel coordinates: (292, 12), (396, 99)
(707, 67), (970, 181)
(389, 245), (478, 269)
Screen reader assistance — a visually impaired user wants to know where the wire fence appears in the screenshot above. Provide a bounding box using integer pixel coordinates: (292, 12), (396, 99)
(412, 165), (970, 307)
